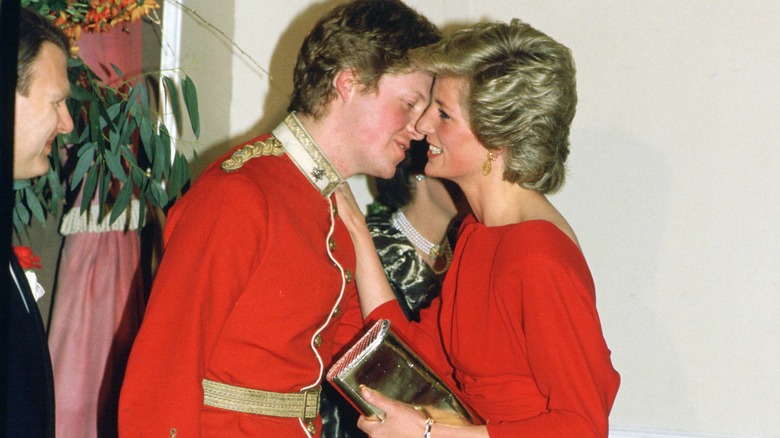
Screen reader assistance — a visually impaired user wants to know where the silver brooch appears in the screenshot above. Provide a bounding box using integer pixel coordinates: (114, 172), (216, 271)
(311, 167), (325, 181)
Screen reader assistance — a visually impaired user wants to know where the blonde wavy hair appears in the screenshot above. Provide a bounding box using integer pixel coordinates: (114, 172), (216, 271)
(411, 19), (576, 193)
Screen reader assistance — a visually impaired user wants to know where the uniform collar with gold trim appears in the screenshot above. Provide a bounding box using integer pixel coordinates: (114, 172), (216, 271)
(272, 112), (343, 198)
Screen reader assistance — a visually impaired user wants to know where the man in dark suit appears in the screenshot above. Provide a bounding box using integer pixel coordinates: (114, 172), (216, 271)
(1, 7), (73, 437)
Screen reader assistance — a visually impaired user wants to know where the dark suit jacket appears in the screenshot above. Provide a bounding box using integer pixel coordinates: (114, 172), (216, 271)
(1, 250), (55, 437)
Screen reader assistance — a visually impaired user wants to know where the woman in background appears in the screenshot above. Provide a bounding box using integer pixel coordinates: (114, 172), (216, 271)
(337, 19), (620, 438)
(321, 141), (463, 437)
(366, 140), (463, 321)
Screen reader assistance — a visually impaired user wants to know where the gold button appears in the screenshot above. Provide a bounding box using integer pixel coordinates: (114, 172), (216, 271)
(307, 422), (316, 435)
(331, 201), (338, 216)
(332, 305), (341, 318)
(344, 268), (353, 284)
(313, 334), (322, 348)
(328, 237), (337, 251)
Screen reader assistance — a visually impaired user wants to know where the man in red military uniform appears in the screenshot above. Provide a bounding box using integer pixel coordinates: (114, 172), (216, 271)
(118, 1), (440, 436)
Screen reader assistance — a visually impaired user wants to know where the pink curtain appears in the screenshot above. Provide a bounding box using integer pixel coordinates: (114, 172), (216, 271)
(47, 22), (146, 438)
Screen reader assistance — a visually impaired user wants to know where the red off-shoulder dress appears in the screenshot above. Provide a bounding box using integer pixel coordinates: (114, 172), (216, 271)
(369, 216), (620, 437)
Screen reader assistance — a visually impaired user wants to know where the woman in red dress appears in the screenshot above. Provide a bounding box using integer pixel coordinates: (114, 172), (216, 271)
(336, 19), (620, 438)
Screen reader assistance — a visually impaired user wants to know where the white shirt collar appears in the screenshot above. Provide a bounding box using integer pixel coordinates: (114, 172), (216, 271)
(272, 113), (343, 197)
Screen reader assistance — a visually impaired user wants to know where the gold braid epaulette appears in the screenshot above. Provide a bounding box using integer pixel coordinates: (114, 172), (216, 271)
(221, 137), (285, 172)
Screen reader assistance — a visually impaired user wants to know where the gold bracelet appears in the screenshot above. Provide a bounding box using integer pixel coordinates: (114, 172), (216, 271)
(424, 418), (435, 438)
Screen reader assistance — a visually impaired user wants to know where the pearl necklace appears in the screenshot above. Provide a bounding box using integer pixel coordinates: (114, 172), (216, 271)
(391, 210), (441, 259)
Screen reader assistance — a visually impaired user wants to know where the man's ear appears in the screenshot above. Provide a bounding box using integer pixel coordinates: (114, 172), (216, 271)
(333, 68), (359, 102)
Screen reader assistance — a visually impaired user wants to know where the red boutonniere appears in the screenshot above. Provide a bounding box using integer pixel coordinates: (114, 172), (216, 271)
(13, 246), (42, 270)
(12, 246), (46, 302)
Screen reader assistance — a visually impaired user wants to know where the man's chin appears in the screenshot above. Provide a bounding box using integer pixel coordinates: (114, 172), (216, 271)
(14, 166), (50, 180)
(33, 159), (51, 178)
(376, 165), (398, 180)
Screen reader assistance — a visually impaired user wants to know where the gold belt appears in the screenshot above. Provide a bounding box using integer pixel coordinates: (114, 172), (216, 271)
(202, 379), (321, 420)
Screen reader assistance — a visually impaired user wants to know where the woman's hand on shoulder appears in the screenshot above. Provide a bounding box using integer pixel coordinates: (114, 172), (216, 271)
(335, 183), (369, 239)
(336, 184), (399, 316)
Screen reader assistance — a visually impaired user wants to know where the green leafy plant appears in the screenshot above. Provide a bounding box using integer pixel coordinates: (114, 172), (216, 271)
(13, 57), (199, 236)
(13, 1), (199, 236)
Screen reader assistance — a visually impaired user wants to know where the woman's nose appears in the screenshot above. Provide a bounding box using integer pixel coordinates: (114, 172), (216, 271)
(415, 107), (434, 135)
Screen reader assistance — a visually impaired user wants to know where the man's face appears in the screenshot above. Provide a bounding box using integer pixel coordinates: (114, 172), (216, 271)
(340, 70), (433, 179)
(14, 42), (73, 180)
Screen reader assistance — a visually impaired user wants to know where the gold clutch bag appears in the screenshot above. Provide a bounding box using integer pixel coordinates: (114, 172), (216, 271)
(326, 319), (482, 425)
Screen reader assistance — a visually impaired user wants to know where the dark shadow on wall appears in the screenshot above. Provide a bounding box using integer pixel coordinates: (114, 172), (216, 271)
(258, 0), (349, 134)
(195, 0), (348, 174)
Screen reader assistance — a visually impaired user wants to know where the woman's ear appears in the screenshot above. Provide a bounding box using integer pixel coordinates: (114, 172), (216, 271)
(333, 68), (359, 102)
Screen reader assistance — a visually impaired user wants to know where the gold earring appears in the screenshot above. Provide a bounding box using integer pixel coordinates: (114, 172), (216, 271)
(482, 151), (495, 176)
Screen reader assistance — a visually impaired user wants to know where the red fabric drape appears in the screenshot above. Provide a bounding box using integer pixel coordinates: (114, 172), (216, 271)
(48, 21), (146, 438)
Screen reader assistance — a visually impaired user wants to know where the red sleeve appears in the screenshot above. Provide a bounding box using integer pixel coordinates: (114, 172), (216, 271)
(486, 242), (619, 438)
(118, 171), (267, 436)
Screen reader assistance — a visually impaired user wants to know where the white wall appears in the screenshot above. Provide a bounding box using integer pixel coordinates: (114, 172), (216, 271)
(171, 1), (780, 436)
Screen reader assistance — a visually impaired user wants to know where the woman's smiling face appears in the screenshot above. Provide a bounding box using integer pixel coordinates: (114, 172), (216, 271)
(416, 76), (487, 185)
